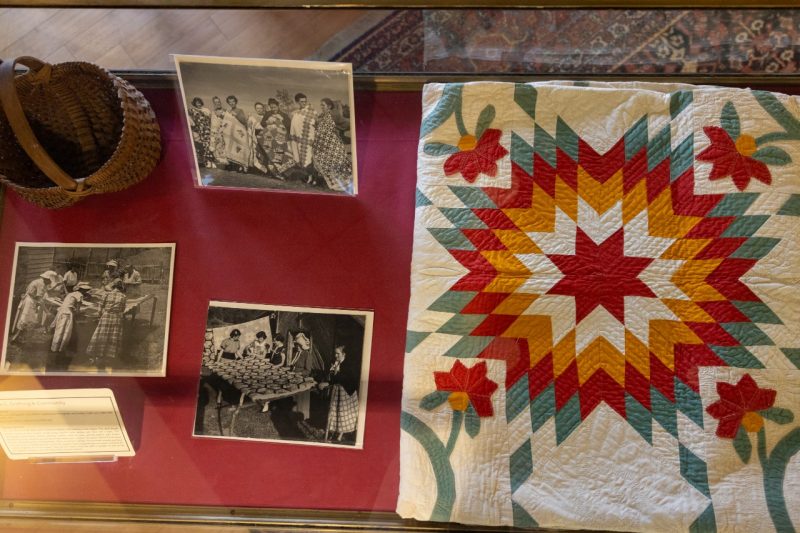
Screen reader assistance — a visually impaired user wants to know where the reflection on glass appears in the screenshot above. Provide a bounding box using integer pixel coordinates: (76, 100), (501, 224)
(0, 8), (796, 75)
(328, 9), (799, 76)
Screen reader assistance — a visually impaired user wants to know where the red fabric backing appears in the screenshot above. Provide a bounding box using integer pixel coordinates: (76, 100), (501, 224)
(0, 89), (421, 511)
(3, 83), (799, 512)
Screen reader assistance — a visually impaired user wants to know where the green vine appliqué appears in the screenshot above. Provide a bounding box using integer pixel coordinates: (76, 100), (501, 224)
(421, 84), (508, 183)
(400, 360), (498, 522)
(698, 97), (798, 191)
(706, 373), (800, 532)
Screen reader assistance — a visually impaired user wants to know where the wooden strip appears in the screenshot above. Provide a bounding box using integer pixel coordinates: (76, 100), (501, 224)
(0, 0), (798, 8)
(0, 499), (602, 531)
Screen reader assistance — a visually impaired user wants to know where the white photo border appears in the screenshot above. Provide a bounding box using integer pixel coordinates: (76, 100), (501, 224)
(2, 242), (177, 377)
(173, 54), (358, 195)
(194, 300), (374, 450)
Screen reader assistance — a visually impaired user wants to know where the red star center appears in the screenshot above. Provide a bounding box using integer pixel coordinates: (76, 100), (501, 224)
(547, 228), (656, 323)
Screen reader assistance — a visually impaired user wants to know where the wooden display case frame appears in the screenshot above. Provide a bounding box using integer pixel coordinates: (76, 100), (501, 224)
(0, 0), (798, 9)
(0, 3), (798, 531)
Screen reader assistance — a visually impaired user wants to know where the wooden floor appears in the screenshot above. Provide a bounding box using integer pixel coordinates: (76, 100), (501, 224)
(0, 9), (379, 69)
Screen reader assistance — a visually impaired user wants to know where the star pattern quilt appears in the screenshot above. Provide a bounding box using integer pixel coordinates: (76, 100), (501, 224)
(398, 81), (800, 531)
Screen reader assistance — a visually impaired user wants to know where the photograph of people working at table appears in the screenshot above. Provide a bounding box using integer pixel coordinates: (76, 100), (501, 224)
(194, 301), (373, 449)
(2, 243), (175, 376)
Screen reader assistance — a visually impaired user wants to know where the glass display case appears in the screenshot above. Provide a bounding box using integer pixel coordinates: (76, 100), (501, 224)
(0, 2), (798, 531)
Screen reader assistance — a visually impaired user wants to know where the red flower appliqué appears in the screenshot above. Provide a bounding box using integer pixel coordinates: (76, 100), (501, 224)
(443, 129), (508, 183)
(434, 360), (498, 417)
(697, 126), (772, 191)
(706, 373), (777, 438)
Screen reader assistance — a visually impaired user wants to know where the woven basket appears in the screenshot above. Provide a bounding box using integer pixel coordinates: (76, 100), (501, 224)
(0, 56), (161, 209)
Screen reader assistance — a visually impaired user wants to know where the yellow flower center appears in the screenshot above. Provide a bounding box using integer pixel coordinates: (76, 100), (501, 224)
(457, 134), (478, 152)
(741, 411), (764, 433)
(735, 134), (757, 157)
(448, 391), (470, 411)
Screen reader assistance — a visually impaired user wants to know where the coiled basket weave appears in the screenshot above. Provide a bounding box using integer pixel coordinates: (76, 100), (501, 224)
(0, 56), (161, 209)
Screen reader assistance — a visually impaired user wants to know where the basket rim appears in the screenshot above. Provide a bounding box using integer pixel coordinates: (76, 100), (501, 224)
(1, 61), (155, 195)
(0, 59), (161, 208)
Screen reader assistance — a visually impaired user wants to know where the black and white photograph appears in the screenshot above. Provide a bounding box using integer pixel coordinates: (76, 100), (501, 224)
(174, 54), (357, 195)
(194, 301), (373, 449)
(2, 243), (175, 376)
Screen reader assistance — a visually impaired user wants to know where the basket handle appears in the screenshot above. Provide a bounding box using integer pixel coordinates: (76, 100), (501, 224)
(0, 56), (82, 193)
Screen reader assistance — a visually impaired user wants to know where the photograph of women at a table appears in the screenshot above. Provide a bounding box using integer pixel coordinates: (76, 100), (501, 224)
(194, 301), (373, 449)
(2, 243), (176, 376)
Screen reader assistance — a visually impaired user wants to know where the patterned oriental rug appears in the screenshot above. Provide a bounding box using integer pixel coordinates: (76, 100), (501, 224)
(329, 10), (799, 75)
(399, 81), (800, 530)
